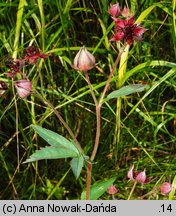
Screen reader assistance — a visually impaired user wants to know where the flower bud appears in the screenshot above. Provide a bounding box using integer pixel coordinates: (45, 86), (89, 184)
(160, 182), (172, 195)
(73, 46), (95, 71)
(109, 3), (121, 17)
(15, 79), (32, 99)
(127, 164), (134, 180)
(121, 6), (130, 17)
(107, 185), (117, 195)
(135, 169), (146, 184)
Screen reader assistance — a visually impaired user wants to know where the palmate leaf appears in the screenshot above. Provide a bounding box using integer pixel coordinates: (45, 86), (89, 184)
(81, 177), (116, 200)
(23, 125), (80, 163)
(24, 125), (87, 179)
(23, 146), (78, 163)
(32, 125), (79, 154)
(107, 84), (148, 99)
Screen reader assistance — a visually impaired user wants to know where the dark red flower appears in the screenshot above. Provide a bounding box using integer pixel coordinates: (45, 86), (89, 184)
(109, 2), (147, 45)
(6, 46), (48, 79)
(111, 14), (147, 45)
(23, 45), (48, 65)
(6, 58), (23, 78)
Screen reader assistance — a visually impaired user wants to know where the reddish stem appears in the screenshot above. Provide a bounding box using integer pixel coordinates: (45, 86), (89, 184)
(85, 50), (123, 199)
(86, 162), (92, 200)
(99, 49), (123, 104)
(84, 71), (98, 106)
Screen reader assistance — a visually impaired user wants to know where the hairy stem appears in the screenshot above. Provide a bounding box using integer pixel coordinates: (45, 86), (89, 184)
(84, 71), (98, 106)
(90, 104), (101, 161)
(84, 71), (100, 199)
(85, 50), (123, 199)
(99, 49), (123, 104)
(86, 162), (92, 200)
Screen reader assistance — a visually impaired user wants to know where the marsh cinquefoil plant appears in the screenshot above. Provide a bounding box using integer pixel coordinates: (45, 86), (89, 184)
(21, 2), (149, 200)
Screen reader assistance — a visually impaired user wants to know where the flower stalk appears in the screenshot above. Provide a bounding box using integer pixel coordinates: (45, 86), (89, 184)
(127, 181), (137, 200)
(79, 48), (123, 199)
(73, 46), (123, 199)
(84, 70), (101, 200)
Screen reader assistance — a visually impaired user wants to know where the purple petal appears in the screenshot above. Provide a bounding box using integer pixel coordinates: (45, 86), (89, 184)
(114, 19), (125, 28)
(127, 14), (135, 25)
(127, 164), (134, 180)
(111, 31), (125, 41)
(133, 26), (147, 36)
(135, 169), (147, 184)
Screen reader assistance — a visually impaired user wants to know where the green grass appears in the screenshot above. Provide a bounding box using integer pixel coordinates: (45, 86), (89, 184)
(0, 0), (176, 200)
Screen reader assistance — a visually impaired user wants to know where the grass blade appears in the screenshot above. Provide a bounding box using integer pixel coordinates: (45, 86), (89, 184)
(12, 0), (25, 59)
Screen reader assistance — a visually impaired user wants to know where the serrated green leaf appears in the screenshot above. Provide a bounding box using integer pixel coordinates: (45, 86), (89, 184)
(81, 177), (116, 200)
(23, 146), (78, 163)
(70, 155), (84, 179)
(32, 125), (79, 154)
(107, 84), (147, 99)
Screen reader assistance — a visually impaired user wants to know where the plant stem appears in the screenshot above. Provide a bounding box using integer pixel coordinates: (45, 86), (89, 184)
(84, 71), (100, 199)
(90, 104), (101, 161)
(85, 50), (123, 199)
(86, 162), (92, 200)
(84, 71), (98, 106)
(99, 49), (123, 104)
(127, 181), (137, 200)
(85, 104), (101, 200)
(11, 80), (20, 171)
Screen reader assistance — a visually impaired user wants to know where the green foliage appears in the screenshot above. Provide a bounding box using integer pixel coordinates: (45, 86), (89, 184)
(24, 146), (78, 163)
(32, 125), (79, 153)
(24, 125), (84, 179)
(81, 177), (116, 200)
(70, 156), (84, 179)
(169, 175), (176, 200)
(107, 84), (148, 99)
